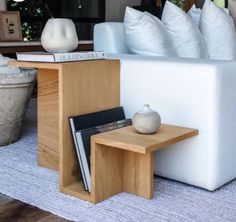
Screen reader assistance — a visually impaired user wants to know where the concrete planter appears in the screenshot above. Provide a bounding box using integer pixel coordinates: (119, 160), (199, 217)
(0, 68), (36, 146)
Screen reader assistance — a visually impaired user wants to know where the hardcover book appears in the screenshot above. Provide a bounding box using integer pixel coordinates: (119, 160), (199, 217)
(75, 119), (132, 193)
(69, 107), (125, 132)
(69, 107), (127, 192)
(16, 51), (106, 63)
(69, 118), (89, 191)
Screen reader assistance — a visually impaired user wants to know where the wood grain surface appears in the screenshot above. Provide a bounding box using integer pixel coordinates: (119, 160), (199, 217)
(38, 69), (59, 171)
(58, 60), (120, 201)
(92, 124), (199, 154)
(88, 124), (198, 203)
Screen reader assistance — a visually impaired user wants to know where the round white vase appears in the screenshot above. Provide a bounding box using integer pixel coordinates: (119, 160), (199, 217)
(41, 18), (79, 53)
(133, 104), (161, 134)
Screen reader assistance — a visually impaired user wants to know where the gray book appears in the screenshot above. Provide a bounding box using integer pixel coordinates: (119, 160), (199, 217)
(69, 118), (88, 191)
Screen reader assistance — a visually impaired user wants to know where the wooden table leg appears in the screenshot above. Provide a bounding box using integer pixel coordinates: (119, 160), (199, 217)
(123, 151), (154, 199)
(91, 142), (154, 203)
(91, 144), (124, 204)
(38, 68), (59, 171)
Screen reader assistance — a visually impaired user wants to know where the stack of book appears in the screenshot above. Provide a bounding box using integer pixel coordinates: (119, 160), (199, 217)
(69, 107), (132, 193)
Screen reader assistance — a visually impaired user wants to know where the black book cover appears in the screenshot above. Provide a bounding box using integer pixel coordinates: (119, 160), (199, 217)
(69, 107), (126, 191)
(70, 107), (125, 131)
(75, 119), (132, 193)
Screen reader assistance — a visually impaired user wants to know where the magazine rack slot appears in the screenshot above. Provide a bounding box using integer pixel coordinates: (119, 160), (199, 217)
(59, 60), (120, 203)
(63, 181), (91, 201)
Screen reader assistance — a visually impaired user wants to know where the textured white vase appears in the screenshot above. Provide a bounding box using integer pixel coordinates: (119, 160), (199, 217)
(41, 18), (79, 53)
(133, 104), (161, 134)
(0, 67), (36, 146)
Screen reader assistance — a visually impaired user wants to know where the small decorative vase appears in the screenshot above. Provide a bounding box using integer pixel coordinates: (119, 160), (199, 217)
(133, 104), (161, 134)
(41, 18), (79, 53)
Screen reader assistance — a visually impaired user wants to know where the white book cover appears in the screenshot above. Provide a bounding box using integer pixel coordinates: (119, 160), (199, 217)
(16, 51), (107, 63)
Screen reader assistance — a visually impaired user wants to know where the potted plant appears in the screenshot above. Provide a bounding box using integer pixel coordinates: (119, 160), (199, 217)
(0, 54), (36, 146)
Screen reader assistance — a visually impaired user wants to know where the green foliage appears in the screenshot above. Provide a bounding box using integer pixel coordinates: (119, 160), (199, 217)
(21, 22), (45, 41)
(7, 0), (48, 40)
(169, 0), (185, 9)
(7, 0), (48, 17)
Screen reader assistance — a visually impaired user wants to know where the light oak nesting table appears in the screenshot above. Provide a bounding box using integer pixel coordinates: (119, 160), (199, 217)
(9, 60), (120, 201)
(9, 60), (198, 204)
(68, 124), (198, 204)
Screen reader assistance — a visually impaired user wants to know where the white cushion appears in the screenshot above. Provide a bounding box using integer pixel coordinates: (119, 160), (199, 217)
(200, 0), (236, 60)
(94, 23), (130, 54)
(188, 4), (229, 27)
(124, 7), (175, 57)
(188, 4), (201, 26)
(162, 1), (207, 58)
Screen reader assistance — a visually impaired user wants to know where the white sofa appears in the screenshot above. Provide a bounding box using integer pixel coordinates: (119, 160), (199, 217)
(94, 22), (236, 191)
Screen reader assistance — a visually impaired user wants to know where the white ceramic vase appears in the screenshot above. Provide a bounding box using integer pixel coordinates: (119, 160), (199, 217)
(41, 18), (79, 53)
(0, 67), (36, 146)
(133, 104), (161, 134)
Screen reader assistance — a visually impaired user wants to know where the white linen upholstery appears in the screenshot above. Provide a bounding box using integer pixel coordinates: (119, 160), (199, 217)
(94, 22), (130, 54)
(94, 22), (236, 191)
(188, 4), (230, 27)
(200, 0), (236, 60)
(124, 7), (175, 56)
(162, 1), (207, 58)
(188, 4), (201, 26)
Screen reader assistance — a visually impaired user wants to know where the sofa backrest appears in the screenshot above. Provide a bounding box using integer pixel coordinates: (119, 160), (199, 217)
(94, 22), (130, 54)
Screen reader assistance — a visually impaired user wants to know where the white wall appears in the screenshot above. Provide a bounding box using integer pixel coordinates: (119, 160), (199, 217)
(106, 0), (141, 22)
(0, 0), (6, 10)
(229, 0), (236, 29)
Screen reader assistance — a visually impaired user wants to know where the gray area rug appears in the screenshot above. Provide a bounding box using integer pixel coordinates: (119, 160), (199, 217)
(0, 99), (236, 222)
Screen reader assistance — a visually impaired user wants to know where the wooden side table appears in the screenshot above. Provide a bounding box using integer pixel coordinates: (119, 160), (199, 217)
(61, 124), (198, 204)
(9, 60), (120, 175)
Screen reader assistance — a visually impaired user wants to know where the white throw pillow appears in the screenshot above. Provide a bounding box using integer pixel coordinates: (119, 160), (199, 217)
(162, 1), (207, 58)
(188, 4), (229, 27)
(188, 4), (201, 27)
(124, 7), (175, 57)
(200, 0), (236, 60)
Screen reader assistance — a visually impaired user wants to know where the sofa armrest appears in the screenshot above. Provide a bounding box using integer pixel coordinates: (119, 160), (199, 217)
(94, 22), (130, 54)
(115, 54), (236, 190)
(114, 54), (236, 125)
